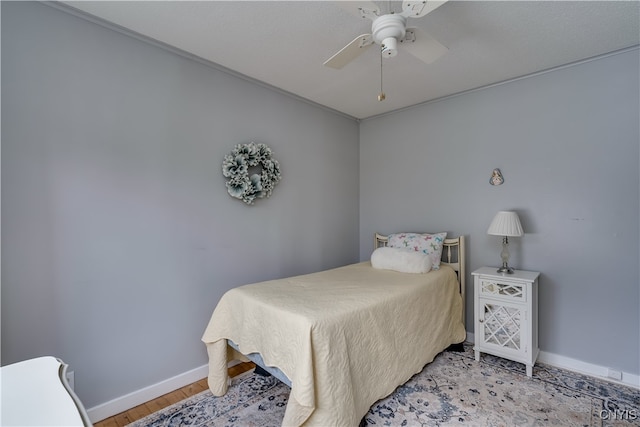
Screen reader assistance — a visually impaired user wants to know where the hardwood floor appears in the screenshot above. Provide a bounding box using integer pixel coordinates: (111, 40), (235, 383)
(94, 362), (255, 427)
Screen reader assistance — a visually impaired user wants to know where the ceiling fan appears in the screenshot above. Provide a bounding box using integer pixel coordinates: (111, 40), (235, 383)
(324, 0), (449, 69)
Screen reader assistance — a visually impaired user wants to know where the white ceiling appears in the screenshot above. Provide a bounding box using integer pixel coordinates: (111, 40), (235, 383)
(58, 1), (639, 120)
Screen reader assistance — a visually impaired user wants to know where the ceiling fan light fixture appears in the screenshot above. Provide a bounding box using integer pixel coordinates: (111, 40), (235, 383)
(381, 37), (399, 57)
(372, 14), (406, 58)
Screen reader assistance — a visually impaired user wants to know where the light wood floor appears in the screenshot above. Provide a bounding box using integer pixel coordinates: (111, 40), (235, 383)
(94, 362), (255, 427)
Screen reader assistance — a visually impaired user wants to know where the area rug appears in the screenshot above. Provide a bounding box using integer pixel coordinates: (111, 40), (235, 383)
(128, 344), (639, 426)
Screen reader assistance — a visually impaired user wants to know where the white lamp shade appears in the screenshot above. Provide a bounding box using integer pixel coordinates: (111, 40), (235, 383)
(487, 211), (524, 237)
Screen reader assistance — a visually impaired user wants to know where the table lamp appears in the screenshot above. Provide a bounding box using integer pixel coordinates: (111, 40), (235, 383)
(487, 211), (523, 274)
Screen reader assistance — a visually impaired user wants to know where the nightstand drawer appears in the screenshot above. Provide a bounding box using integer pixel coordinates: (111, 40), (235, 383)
(479, 278), (526, 302)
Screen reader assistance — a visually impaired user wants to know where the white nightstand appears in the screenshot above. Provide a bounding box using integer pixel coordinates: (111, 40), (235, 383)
(472, 267), (540, 377)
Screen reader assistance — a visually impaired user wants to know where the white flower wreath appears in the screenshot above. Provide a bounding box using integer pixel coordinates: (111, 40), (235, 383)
(222, 142), (281, 205)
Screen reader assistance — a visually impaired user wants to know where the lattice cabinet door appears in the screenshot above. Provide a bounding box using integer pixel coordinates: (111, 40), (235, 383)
(479, 300), (525, 352)
(472, 267), (540, 377)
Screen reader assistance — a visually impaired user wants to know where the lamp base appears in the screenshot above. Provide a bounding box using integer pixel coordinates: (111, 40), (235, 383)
(497, 236), (515, 274)
(497, 265), (515, 274)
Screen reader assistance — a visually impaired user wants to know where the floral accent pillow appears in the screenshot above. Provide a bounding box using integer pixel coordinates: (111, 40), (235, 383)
(387, 232), (447, 270)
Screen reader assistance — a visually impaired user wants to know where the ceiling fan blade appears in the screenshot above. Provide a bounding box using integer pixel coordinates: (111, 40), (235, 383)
(336, 1), (380, 20)
(401, 0), (449, 18)
(323, 34), (374, 69)
(400, 27), (448, 64)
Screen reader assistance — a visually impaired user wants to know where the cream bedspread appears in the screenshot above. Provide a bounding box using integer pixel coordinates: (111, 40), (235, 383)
(202, 261), (465, 427)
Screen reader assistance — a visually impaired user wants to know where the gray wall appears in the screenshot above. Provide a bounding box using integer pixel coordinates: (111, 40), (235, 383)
(360, 48), (640, 375)
(1, 2), (359, 408)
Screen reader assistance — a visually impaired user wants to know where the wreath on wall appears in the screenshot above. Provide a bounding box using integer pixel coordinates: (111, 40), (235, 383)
(222, 142), (281, 205)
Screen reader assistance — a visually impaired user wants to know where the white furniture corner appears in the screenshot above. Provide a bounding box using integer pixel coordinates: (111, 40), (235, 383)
(472, 267), (540, 377)
(0, 356), (91, 426)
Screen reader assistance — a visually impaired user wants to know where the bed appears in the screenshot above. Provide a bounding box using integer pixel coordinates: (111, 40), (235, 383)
(202, 233), (466, 426)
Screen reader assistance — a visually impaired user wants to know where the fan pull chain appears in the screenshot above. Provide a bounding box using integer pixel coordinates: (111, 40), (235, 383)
(378, 46), (386, 101)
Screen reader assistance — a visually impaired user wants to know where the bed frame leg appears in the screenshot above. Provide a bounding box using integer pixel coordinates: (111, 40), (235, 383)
(253, 365), (272, 377)
(446, 342), (465, 352)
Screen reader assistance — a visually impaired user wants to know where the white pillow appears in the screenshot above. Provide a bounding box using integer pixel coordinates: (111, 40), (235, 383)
(371, 247), (432, 274)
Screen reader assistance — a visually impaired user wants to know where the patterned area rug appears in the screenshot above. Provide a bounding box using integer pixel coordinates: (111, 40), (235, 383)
(128, 344), (639, 426)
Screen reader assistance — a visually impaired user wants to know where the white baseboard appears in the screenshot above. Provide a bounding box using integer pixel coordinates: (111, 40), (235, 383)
(86, 364), (209, 423)
(537, 350), (640, 389)
(466, 332), (639, 390)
